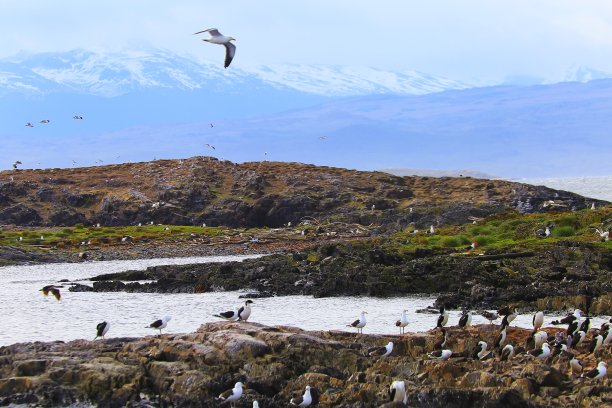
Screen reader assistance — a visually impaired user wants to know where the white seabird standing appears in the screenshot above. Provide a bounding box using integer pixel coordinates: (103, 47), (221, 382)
(395, 310), (409, 334)
(290, 385), (312, 407)
(428, 349), (452, 360)
(389, 380), (407, 404)
(532, 311), (544, 330)
(217, 381), (245, 403)
(528, 342), (551, 359)
(146, 315), (172, 335)
(194, 28), (236, 68)
(348, 311), (367, 334)
(214, 300), (253, 322)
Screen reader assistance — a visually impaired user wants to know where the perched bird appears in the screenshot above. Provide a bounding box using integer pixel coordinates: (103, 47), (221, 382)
(532, 311), (544, 331)
(551, 309), (582, 325)
(458, 310), (472, 329)
(434, 328), (448, 350)
(533, 330), (548, 349)
(395, 310), (409, 334)
(194, 28), (237, 68)
(571, 331), (586, 348)
(581, 361), (607, 380)
(40, 285), (61, 301)
(146, 316), (172, 335)
(368, 341), (393, 358)
(567, 320), (580, 337)
(501, 308), (518, 328)
(494, 326), (508, 350)
(218, 381), (245, 403)
(94, 321), (110, 340)
(579, 317), (591, 333)
(569, 356), (583, 377)
(428, 349), (452, 360)
(499, 344), (514, 361)
(588, 331), (604, 355)
(595, 228), (609, 242)
(528, 342), (551, 359)
(348, 311), (367, 334)
(472, 341), (489, 360)
(290, 385), (312, 407)
(389, 380), (407, 404)
(437, 306), (449, 328)
(480, 310), (499, 325)
(214, 300), (253, 321)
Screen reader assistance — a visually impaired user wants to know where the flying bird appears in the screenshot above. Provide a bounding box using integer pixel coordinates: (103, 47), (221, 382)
(25, 122), (34, 127)
(40, 285), (62, 301)
(205, 143), (216, 150)
(40, 119), (50, 124)
(194, 28), (236, 68)
(12, 161), (22, 170)
(73, 115), (83, 120)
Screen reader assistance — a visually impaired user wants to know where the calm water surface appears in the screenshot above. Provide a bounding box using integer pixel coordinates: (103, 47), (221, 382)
(1, 256), (609, 346)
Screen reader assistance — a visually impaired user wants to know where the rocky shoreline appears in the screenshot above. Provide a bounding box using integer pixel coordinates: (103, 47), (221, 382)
(0, 322), (610, 407)
(78, 240), (612, 315)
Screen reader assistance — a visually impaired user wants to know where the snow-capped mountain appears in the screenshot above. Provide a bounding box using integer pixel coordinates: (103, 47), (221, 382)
(0, 49), (471, 97)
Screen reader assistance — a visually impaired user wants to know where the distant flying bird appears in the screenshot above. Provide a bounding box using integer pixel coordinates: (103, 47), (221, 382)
(40, 119), (50, 124)
(205, 143), (216, 150)
(209, 123), (214, 128)
(194, 28), (236, 68)
(319, 135), (327, 140)
(40, 285), (62, 301)
(25, 122), (34, 127)
(73, 115), (83, 120)
(12, 160), (22, 170)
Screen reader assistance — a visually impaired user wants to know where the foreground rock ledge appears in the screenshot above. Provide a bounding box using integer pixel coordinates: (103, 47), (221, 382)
(0, 322), (609, 407)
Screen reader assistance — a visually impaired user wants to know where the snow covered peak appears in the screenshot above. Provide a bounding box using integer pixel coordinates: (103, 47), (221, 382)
(0, 48), (470, 97)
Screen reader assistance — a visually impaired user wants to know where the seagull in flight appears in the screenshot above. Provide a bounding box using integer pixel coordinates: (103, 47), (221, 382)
(25, 122), (34, 128)
(205, 143), (216, 150)
(40, 119), (50, 124)
(194, 28), (236, 68)
(73, 115), (83, 120)
(12, 160), (22, 170)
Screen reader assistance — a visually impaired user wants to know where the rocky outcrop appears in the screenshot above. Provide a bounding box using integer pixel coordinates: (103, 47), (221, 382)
(0, 323), (609, 407)
(0, 157), (604, 228)
(85, 241), (612, 314)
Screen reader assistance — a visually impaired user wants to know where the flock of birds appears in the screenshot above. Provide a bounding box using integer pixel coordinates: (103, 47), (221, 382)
(348, 305), (610, 405)
(38, 280), (611, 406)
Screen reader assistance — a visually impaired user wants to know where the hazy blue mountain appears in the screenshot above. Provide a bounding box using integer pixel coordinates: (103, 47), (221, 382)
(1, 50), (611, 178)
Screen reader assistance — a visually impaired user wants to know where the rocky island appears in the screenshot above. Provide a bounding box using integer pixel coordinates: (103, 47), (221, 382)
(0, 158), (610, 406)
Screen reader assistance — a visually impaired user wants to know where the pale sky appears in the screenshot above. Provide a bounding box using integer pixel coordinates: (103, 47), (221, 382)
(2, 1), (612, 81)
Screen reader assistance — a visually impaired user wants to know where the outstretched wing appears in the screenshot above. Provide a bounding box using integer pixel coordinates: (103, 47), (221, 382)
(51, 288), (61, 301)
(194, 28), (221, 36)
(224, 42), (236, 68)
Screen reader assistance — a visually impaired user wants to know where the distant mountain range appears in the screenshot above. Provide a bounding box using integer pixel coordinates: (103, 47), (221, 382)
(1, 49), (612, 178)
